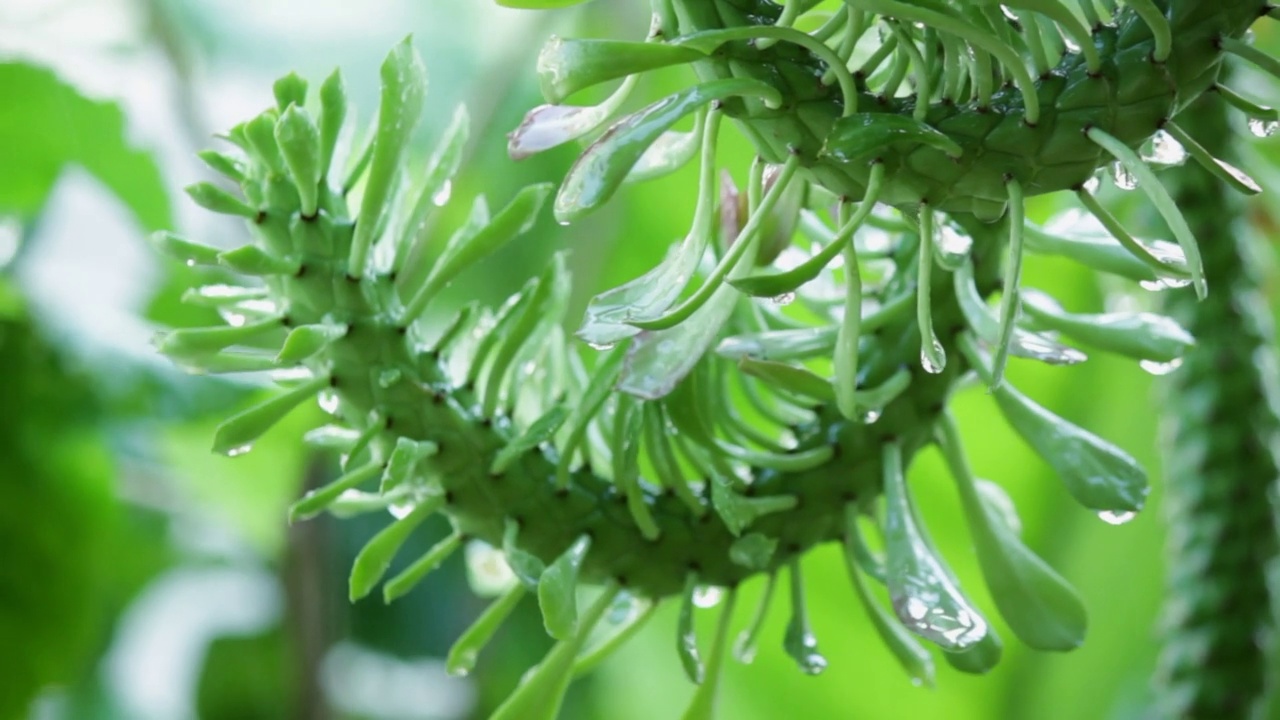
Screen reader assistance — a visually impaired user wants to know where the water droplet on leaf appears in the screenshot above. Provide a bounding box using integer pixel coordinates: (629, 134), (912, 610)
(1139, 358), (1183, 376)
(692, 585), (723, 608)
(1111, 162), (1138, 191)
(1098, 510), (1136, 525)
(1249, 118), (1279, 138)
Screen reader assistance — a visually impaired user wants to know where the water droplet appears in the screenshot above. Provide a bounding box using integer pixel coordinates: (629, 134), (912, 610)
(378, 368), (402, 388)
(1062, 35), (1081, 54)
(860, 409), (882, 425)
(185, 258), (197, 268)
(557, 219), (571, 227)
(692, 585), (723, 608)
(1111, 162), (1138, 191)
(318, 390), (341, 414)
(225, 443), (253, 457)
(1083, 175), (1101, 194)
(921, 339), (946, 374)
(733, 634), (759, 664)
(1141, 130), (1188, 166)
(771, 292), (796, 306)
(465, 540), (518, 597)
(1139, 357), (1183, 376)
(432, 179), (453, 206)
(223, 312), (247, 328)
(934, 224), (972, 270)
(1098, 510), (1136, 525)
(587, 341), (615, 351)
(1249, 118), (1279, 138)
(389, 499), (416, 519)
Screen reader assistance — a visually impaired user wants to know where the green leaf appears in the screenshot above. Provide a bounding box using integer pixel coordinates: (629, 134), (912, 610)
(536, 37), (704, 104)
(0, 62), (171, 230)
(490, 404), (570, 475)
(503, 518), (547, 587)
(186, 182), (258, 219)
(276, 323), (347, 364)
(709, 473), (797, 537)
(382, 532), (462, 602)
(736, 357), (834, 403)
(681, 590), (738, 720)
(217, 245), (300, 276)
(447, 585), (529, 677)
(214, 376), (327, 456)
(490, 584), (620, 720)
(538, 534), (592, 640)
(555, 79), (781, 223)
(348, 499), (442, 601)
(842, 514), (936, 687)
(148, 231), (224, 267)
(881, 442), (992, 652)
(821, 113), (963, 163)
(938, 415), (1087, 651)
(783, 560), (827, 674)
(1021, 289), (1194, 365)
(728, 533), (778, 571)
(349, 36), (428, 277)
(275, 105), (323, 216)
(677, 574), (705, 684)
(943, 630), (1004, 675)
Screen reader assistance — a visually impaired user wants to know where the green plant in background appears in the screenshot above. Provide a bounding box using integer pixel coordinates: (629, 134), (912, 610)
(150, 0), (1280, 718)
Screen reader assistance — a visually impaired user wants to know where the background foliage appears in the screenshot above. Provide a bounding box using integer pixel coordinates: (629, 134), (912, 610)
(1, 1), (1277, 718)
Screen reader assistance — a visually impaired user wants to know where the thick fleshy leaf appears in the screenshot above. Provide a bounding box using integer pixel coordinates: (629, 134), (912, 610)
(211, 376), (327, 456)
(821, 113), (963, 163)
(276, 323), (347, 364)
(447, 585), (528, 677)
(509, 76), (635, 161)
(405, 184), (552, 318)
(1024, 209), (1186, 282)
(881, 443), (990, 652)
(186, 182), (258, 218)
(490, 404), (569, 475)
(555, 79), (780, 223)
(275, 105), (322, 215)
(318, 69), (347, 179)
(953, 262), (1086, 366)
(536, 37), (704, 104)
(349, 37), (428, 277)
(218, 245), (299, 276)
(783, 561), (827, 674)
(1021, 289), (1194, 365)
(289, 461), (383, 522)
(716, 327), (837, 362)
(538, 535), (592, 640)
(678, 574), (705, 684)
(938, 416), (1087, 651)
(502, 518), (546, 587)
(348, 499), (441, 601)
(382, 532), (462, 602)
(490, 585), (620, 720)
(736, 357), (834, 403)
(708, 473), (797, 537)
(992, 380), (1148, 512)
(943, 630), (1004, 675)
(626, 126), (702, 183)
(842, 510), (935, 687)
(681, 590), (738, 720)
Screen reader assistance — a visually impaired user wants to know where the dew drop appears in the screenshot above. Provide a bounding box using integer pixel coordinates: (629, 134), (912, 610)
(1098, 510), (1136, 525)
(692, 585), (723, 608)
(185, 259), (197, 268)
(1111, 162), (1138, 191)
(557, 219), (571, 227)
(1141, 130), (1187, 166)
(733, 635), (759, 664)
(1062, 35), (1081, 54)
(771, 292), (796, 306)
(223, 312), (248, 328)
(921, 339), (946, 374)
(389, 499), (416, 520)
(587, 341), (616, 351)
(1249, 118), (1279, 138)
(860, 409), (882, 425)
(431, 179), (453, 206)
(1083, 175), (1101, 193)
(225, 443), (253, 457)
(1139, 357), (1183, 376)
(318, 390), (341, 414)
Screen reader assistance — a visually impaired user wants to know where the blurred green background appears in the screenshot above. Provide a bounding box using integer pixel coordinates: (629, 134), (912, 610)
(1, 1), (1278, 718)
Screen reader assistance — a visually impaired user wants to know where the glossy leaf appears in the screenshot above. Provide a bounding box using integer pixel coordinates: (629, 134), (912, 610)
(821, 113), (963, 163)
(447, 585), (528, 677)
(682, 590), (738, 720)
(937, 415), (1087, 651)
(843, 508), (936, 687)
(537, 37), (705, 104)
(349, 37), (428, 277)
(490, 584), (620, 720)
(678, 574), (705, 684)
(276, 323), (347, 364)
(1021, 289), (1194, 364)
(881, 443), (990, 651)
(736, 357), (834, 403)
(709, 473), (797, 537)
(538, 535), (593, 640)
(348, 499), (441, 601)
(490, 404), (570, 475)
(783, 560), (828, 674)
(729, 533), (778, 571)
(289, 461), (383, 522)
(382, 532), (462, 602)
(555, 79), (781, 223)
